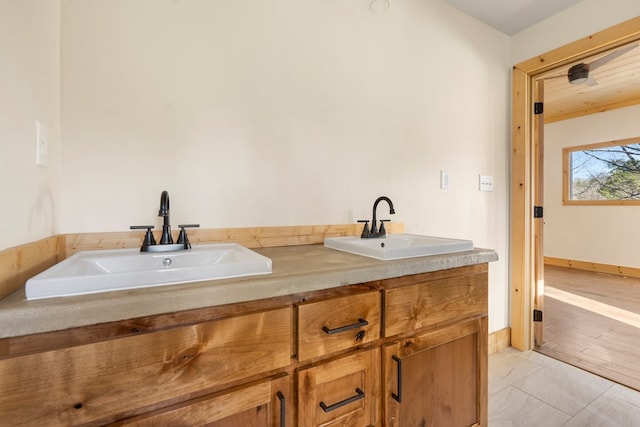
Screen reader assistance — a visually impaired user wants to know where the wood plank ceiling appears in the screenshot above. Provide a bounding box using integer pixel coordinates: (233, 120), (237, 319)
(537, 40), (640, 124)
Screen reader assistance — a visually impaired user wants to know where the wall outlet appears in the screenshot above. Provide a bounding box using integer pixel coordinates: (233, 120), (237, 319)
(479, 174), (493, 191)
(440, 170), (449, 190)
(35, 121), (48, 167)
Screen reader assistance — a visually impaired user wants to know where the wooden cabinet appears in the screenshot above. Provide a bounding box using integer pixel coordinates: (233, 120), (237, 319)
(295, 265), (488, 427)
(0, 263), (489, 426)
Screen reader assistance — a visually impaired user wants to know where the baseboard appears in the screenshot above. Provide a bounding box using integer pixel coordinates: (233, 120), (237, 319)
(489, 327), (511, 355)
(544, 256), (640, 279)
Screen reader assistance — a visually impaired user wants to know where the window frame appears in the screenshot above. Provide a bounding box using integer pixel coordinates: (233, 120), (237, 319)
(562, 136), (640, 206)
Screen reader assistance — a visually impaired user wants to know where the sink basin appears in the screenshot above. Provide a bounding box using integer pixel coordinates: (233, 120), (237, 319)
(25, 243), (272, 300)
(324, 234), (473, 260)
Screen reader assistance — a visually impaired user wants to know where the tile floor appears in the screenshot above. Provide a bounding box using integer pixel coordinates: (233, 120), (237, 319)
(489, 348), (640, 426)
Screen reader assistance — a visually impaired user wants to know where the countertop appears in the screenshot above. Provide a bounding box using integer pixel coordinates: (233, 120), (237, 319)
(0, 244), (498, 339)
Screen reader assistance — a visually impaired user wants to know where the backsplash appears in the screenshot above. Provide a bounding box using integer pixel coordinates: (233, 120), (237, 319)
(0, 223), (405, 300)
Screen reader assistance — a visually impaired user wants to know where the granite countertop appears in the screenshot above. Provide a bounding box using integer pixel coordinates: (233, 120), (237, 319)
(0, 244), (498, 339)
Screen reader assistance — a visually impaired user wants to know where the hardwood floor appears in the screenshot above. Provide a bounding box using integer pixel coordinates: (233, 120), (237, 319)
(535, 265), (640, 392)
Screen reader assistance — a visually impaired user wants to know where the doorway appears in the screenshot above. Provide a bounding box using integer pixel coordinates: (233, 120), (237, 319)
(510, 17), (640, 351)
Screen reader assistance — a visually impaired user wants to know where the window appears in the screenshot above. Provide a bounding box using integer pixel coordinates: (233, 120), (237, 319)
(563, 137), (640, 205)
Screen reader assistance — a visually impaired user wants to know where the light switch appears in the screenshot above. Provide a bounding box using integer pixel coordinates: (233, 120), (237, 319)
(479, 174), (493, 191)
(440, 170), (449, 190)
(35, 121), (48, 167)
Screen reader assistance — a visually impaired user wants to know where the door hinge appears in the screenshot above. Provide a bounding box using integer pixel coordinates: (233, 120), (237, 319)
(534, 102), (544, 115)
(533, 206), (543, 218)
(533, 309), (543, 322)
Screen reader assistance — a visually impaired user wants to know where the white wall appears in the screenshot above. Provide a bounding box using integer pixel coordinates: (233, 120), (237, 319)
(60, 0), (511, 331)
(5, 0), (638, 334)
(0, 0), (61, 250)
(511, 0), (640, 65)
(544, 105), (640, 268)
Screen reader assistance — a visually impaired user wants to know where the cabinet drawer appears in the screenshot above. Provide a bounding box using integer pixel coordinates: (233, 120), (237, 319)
(298, 348), (380, 427)
(116, 375), (291, 427)
(298, 291), (380, 361)
(384, 271), (487, 336)
(0, 307), (291, 426)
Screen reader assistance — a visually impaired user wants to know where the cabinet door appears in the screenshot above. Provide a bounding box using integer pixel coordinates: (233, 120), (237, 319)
(114, 375), (291, 426)
(298, 348), (380, 427)
(383, 317), (487, 427)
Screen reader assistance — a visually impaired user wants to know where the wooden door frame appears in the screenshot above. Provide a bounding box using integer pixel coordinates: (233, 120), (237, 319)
(532, 79), (544, 347)
(510, 17), (640, 351)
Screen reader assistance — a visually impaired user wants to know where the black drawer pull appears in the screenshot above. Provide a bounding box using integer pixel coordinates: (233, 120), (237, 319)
(322, 318), (369, 335)
(392, 355), (402, 403)
(277, 391), (285, 427)
(319, 388), (365, 413)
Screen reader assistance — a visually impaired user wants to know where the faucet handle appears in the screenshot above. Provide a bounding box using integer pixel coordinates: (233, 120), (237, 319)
(177, 224), (200, 229)
(357, 220), (370, 238)
(130, 225), (157, 247)
(379, 219), (391, 235)
(177, 224), (199, 250)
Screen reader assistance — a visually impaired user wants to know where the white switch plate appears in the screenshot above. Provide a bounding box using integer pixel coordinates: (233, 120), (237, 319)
(479, 174), (493, 191)
(35, 121), (48, 167)
(440, 170), (449, 190)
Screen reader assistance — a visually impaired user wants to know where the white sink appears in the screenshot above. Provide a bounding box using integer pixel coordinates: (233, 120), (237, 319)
(25, 243), (272, 300)
(324, 234), (473, 260)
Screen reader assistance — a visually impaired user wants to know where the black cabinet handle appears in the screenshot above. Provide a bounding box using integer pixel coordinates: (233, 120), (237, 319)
(319, 388), (365, 413)
(322, 318), (369, 335)
(392, 355), (402, 403)
(277, 391), (285, 427)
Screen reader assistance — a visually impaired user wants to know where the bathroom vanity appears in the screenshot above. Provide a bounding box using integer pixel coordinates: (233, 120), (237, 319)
(0, 243), (496, 426)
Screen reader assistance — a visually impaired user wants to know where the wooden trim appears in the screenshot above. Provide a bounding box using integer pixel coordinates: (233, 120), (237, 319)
(62, 222), (405, 256)
(546, 98), (640, 124)
(545, 256), (640, 279)
(561, 199), (640, 206)
(533, 80), (545, 347)
(510, 66), (532, 351)
(515, 17), (640, 75)
(561, 135), (640, 153)
(0, 236), (61, 300)
(488, 327), (511, 355)
(562, 147), (571, 205)
(562, 136), (640, 205)
(511, 17), (640, 351)
(0, 223), (405, 301)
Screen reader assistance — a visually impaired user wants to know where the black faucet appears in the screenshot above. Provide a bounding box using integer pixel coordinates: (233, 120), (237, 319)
(359, 196), (395, 238)
(158, 190), (173, 244)
(130, 191), (199, 252)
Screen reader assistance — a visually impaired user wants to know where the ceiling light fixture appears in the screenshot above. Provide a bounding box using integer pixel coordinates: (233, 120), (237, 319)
(369, 0), (389, 14)
(568, 64), (589, 85)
